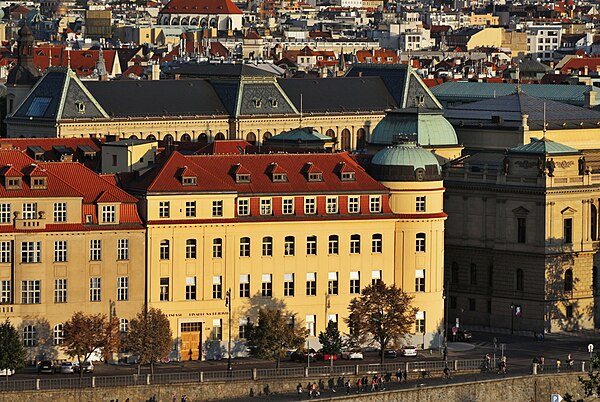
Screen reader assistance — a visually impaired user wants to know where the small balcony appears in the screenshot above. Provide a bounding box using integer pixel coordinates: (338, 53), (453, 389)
(13, 211), (47, 230)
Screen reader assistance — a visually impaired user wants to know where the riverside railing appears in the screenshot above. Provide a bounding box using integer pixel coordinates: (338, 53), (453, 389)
(0, 358), (583, 392)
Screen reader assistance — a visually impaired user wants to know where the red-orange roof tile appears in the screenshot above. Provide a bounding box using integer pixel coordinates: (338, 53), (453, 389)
(160, 0), (242, 14)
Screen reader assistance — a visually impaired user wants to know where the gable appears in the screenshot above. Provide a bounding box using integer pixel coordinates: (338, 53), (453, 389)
(60, 75), (107, 119)
(238, 82), (296, 116)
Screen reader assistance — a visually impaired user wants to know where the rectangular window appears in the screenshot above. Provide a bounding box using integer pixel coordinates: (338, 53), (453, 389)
(22, 203), (37, 220)
(306, 236), (317, 255)
(53, 202), (67, 222)
(416, 196), (426, 212)
(282, 198), (294, 215)
(517, 217), (526, 243)
(21, 280), (40, 304)
(326, 197), (338, 214)
(304, 197), (316, 214)
(21, 241), (41, 263)
(117, 276), (128, 301)
(239, 274), (250, 297)
(90, 239), (101, 261)
(262, 237), (272, 256)
(372, 270), (382, 286)
(54, 240), (67, 262)
(211, 319), (222, 341)
(0, 203), (10, 223)
(415, 269), (425, 292)
(101, 205), (116, 223)
(185, 201), (196, 217)
(0, 241), (11, 263)
(372, 234), (382, 253)
(328, 235), (339, 255)
(566, 304), (573, 318)
(239, 318), (249, 339)
(306, 315), (316, 337)
(564, 218), (573, 244)
(350, 271), (360, 294)
(415, 311), (426, 333)
(450, 296), (457, 309)
(159, 201), (170, 218)
(350, 235), (361, 254)
(213, 276), (222, 299)
(328, 272), (338, 295)
(239, 237), (250, 257)
(306, 272), (316, 296)
(212, 200), (223, 217)
(284, 236), (295, 256)
(159, 278), (169, 301)
(469, 298), (476, 311)
(370, 196), (382, 213)
(89, 278), (101, 302)
(416, 234), (426, 252)
(118, 239), (129, 260)
(260, 198), (272, 215)
(284, 273), (295, 296)
(0, 280), (11, 303)
(186, 277), (196, 300)
(348, 196), (360, 213)
(186, 239), (197, 259)
(237, 198), (250, 216)
(261, 274), (272, 297)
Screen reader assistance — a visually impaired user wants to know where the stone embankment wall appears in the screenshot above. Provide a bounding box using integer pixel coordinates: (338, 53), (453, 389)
(0, 373), (589, 402)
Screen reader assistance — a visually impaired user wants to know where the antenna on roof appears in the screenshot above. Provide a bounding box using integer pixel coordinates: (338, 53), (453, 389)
(543, 102), (547, 138)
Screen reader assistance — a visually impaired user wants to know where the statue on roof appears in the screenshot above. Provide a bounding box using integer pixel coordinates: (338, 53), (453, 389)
(537, 157), (545, 177)
(546, 158), (555, 177)
(578, 156), (588, 175)
(502, 154), (510, 175)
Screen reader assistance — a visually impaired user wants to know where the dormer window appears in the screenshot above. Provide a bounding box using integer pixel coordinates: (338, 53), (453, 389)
(31, 177), (47, 189)
(253, 98), (262, 108)
(236, 173), (251, 183)
(6, 177), (21, 190)
(182, 176), (197, 186)
(75, 101), (85, 114)
(308, 172), (323, 182)
(272, 173), (287, 182)
(269, 98), (278, 108)
(341, 172), (355, 182)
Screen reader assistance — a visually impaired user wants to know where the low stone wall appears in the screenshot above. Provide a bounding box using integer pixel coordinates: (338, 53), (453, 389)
(0, 372), (589, 402)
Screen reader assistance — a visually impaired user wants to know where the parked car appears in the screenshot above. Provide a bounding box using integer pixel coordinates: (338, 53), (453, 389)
(38, 360), (55, 374)
(401, 346), (418, 357)
(73, 361), (94, 373)
(290, 349), (317, 362)
(318, 350), (338, 361)
(0, 368), (14, 376)
(384, 349), (398, 358)
(447, 327), (473, 342)
(59, 362), (74, 374)
(341, 350), (364, 360)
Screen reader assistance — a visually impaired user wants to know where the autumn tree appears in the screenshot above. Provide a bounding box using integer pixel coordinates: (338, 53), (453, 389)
(345, 281), (417, 364)
(564, 352), (600, 402)
(62, 312), (120, 378)
(126, 307), (172, 374)
(246, 308), (306, 368)
(0, 320), (25, 381)
(318, 320), (343, 367)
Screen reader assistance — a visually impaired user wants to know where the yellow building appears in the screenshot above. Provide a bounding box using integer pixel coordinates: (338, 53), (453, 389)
(122, 146), (445, 359)
(469, 13), (500, 27)
(0, 146), (146, 361)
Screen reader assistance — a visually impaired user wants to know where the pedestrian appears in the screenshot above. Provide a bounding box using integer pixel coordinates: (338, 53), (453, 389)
(567, 354), (574, 369)
(337, 376), (344, 389)
(539, 356), (545, 372)
(443, 365), (451, 380)
(318, 379), (324, 392)
(328, 378), (336, 393)
(384, 372), (391, 383)
(297, 382), (303, 397)
(396, 368), (402, 382)
(345, 380), (351, 395)
(378, 375), (386, 391)
(356, 377), (361, 394)
(181, 395), (187, 402)
(362, 376), (368, 391)
(370, 376), (377, 391)
(402, 369), (407, 383)
(556, 359), (561, 373)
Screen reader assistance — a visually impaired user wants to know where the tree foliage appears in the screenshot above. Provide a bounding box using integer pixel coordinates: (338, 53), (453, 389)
(0, 320), (25, 379)
(126, 307), (172, 373)
(345, 281), (417, 363)
(318, 320), (343, 357)
(62, 312), (119, 377)
(564, 352), (600, 402)
(246, 308), (306, 368)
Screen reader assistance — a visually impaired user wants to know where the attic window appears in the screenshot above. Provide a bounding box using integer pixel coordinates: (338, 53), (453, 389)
(341, 172), (356, 182)
(182, 176), (197, 186)
(272, 173), (287, 182)
(6, 177), (21, 190)
(253, 99), (262, 108)
(75, 101), (85, 114)
(308, 172), (323, 182)
(31, 177), (47, 189)
(26, 97), (52, 117)
(270, 98), (278, 108)
(85, 53), (92, 58)
(236, 173), (251, 183)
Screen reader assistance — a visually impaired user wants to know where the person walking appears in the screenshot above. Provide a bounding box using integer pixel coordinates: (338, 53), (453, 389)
(356, 377), (362, 394)
(328, 378), (336, 393)
(297, 382), (303, 399)
(402, 369), (407, 383)
(396, 368), (402, 382)
(539, 356), (545, 373)
(556, 359), (561, 373)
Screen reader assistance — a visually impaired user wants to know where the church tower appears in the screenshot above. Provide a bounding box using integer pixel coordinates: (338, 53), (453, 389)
(6, 24), (41, 116)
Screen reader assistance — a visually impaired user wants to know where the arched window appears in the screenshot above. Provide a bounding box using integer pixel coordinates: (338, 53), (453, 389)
(119, 318), (129, 333)
(371, 233), (382, 253)
(328, 235), (339, 255)
(516, 269), (524, 291)
(564, 269), (573, 292)
(416, 233), (426, 252)
(239, 237), (251, 257)
(23, 325), (36, 347)
(325, 129), (336, 139)
(246, 132), (257, 145)
(181, 133), (191, 142)
(350, 234), (361, 254)
(592, 204), (598, 241)
(262, 236), (273, 256)
(284, 236), (295, 256)
(198, 133), (208, 143)
(262, 132), (272, 141)
(159, 240), (170, 260)
(185, 239), (197, 259)
(146, 134), (156, 141)
(215, 132), (225, 140)
(341, 128), (351, 150)
(53, 323), (64, 345)
(210, 18), (217, 28)
(469, 263), (477, 285)
(200, 18), (208, 28)
(306, 235), (317, 255)
(451, 262), (459, 284)
(163, 134), (174, 144)
(356, 128), (366, 149)
(129, 135), (138, 140)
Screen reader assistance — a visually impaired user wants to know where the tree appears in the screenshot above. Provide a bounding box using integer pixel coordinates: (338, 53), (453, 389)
(345, 281), (417, 364)
(0, 320), (25, 381)
(564, 352), (600, 402)
(318, 320), (343, 368)
(126, 307), (172, 374)
(246, 308), (306, 368)
(62, 312), (120, 378)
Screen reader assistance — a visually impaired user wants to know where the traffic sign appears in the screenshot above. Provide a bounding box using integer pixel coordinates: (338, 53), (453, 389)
(551, 394), (563, 402)
(589, 344), (594, 353)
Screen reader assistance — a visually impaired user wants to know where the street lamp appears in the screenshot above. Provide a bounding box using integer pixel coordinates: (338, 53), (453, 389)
(442, 282), (449, 361)
(510, 303), (515, 335)
(225, 288), (232, 372)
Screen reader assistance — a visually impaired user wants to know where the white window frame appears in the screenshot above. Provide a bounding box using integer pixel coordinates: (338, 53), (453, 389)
(306, 315), (316, 336)
(159, 201), (170, 218)
(117, 239), (129, 260)
(212, 200), (223, 217)
(22, 203), (37, 220)
(348, 196), (360, 214)
(117, 276), (128, 301)
(185, 239), (197, 259)
(185, 200), (196, 217)
(238, 198), (250, 216)
(21, 241), (41, 263)
(0, 280), (10, 303)
(21, 280), (40, 304)
(260, 198), (272, 215)
(370, 195), (382, 213)
(54, 278), (67, 303)
(304, 197), (316, 215)
(0, 203), (10, 223)
(416, 196), (426, 212)
(54, 240), (67, 262)
(101, 205), (116, 223)
(90, 239), (102, 261)
(326, 196), (338, 214)
(0, 241), (11, 263)
(89, 277), (101, 302)
(282, 198), (294, 215)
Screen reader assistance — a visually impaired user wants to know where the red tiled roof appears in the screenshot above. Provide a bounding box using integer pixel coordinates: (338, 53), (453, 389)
(560, 57), (600, 73)
(160, 0), (243, 14)
(195, 140), (251, 155)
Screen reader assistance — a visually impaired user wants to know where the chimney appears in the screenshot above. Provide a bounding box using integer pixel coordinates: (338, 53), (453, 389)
(151, 63), (160, 80)
(521, 114), (529, 130)
(584, 65), (589, 75)
(585, 90), (597, 108)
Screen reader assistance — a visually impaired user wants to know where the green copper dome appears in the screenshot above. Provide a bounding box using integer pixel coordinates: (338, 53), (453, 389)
(371, 109), (458, 146)
(370, 143), (441, 182)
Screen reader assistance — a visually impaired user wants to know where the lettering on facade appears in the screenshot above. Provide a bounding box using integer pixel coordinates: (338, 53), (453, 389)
(555, 160), (574, 169)
(166, 311), (228, 318)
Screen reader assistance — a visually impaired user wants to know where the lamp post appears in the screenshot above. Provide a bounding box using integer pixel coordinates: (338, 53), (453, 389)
(225, 288), (232, 372)
(510, 303), (515, 335)
(442, 282), (449, 361)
